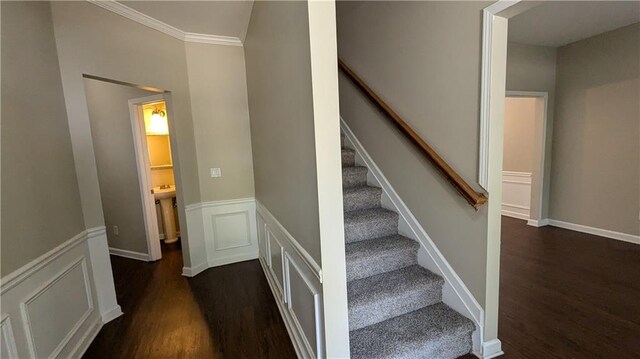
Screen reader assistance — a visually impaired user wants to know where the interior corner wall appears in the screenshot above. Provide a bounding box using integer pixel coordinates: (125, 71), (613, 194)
(244, 0), (321, 263)
(83, 79), (156, 255)
(550, 23), (640, 236)
(185, 42), (255, 202)
(49, 1), (201, 267)
(1, 1), (85, 276)
(336, 1), (490, 306)
(506, 42), (557, 220)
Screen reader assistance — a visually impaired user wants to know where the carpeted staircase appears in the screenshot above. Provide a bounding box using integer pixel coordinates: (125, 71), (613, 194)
(341, 136), (475, 359)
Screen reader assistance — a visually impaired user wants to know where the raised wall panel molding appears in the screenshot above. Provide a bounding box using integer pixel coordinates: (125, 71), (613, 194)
(1, 316), (19, 359)
(20, 257), (94, 358)
(256, 202), (324, 359)
(341, 118), (486, 355)
(182, 198), (259, 276)
(87, 0), (243, 46)
(0, 227), (116, 358)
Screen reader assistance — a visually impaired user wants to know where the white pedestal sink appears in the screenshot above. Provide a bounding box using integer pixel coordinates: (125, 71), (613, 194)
(153, 185), (178, 243)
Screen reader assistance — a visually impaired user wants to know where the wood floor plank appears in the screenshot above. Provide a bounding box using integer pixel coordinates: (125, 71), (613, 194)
(83, 243), (296, 359)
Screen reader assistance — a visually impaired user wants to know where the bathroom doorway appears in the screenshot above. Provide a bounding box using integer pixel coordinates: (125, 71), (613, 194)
(129, 94), (181, 261)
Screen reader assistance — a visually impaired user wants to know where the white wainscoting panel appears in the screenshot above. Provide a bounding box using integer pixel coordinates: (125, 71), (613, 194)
(257, 201), (324, 359)
(0, 227), (121, 358)
(1, 316), (18, 359)
(502, 171), (532, 220)
(184, 198), (259, 275)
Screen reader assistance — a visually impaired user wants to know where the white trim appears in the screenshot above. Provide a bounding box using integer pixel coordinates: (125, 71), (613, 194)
(181, 198), (259, 276)
(284, 252), (323, 359)
(65, 315), (103, 358)
(20, 257), (94, 359)
(100, 306), (123, 323)
(185, 197), (256, 212)
(501, 208), (530, 220)
(129, 94), (165, 262)
(527, 218), (549, 227)
(482, 339), (504, 359)
(1, 231), (88, 293)
(87, 0), (242, 46)
(547, 219), (640, 245)
(1, 316), (19, 359)
(259, 258), (311, 359)
(341, 118), (485, 353)
(109, 247), (150, 262)
(0, 227), (119, 358)
(257, 202), (324, 359)
(181, 262), (209, 277)
(256, 201), (323, 283)
(208, 252), (257, 267)
(479, 0), (523, 189)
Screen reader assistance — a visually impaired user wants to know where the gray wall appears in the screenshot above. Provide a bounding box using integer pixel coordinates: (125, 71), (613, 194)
(84, 79), (155, 254)
(550, 23), (640, 235)
(506, 42), (557, 219)
(503, 97), (536, 173)
(1, 1), (85, 276)
(244, 1), (322, 263)
(337, 1), (490, 305)
(185, 43), (255, 202)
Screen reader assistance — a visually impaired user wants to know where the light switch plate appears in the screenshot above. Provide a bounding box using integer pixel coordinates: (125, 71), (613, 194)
(210, 168), (222, 178)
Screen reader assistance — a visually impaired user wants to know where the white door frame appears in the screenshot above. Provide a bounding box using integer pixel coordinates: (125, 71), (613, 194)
(479, 1), (532, 358)
(128, 94), (165, 261)
(505, 91), (549, 226)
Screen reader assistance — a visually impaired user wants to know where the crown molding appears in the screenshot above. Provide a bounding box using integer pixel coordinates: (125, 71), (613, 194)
(87, 0), (243, 47)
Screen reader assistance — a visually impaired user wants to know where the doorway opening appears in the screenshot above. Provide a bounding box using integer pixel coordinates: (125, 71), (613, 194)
(83, 75), (186, 267)
(501, 92), (548, 224)
(129, 94), (181, 261)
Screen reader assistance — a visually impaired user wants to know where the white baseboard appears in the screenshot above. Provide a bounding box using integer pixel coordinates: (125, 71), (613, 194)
(548, 219), (640, 245)
(257, 201), (324, 359)
(501, 207), (529, 220)
(100, 305), (123, 323)
(341, 119), (484, 354)
(481, 339), (504, 358)
(109, 247), (150, 261)
(181, 262), (209, 277)
(527, 218), (549, 227)
(1, 227), (120, 358)
(208, 252), (258, 267)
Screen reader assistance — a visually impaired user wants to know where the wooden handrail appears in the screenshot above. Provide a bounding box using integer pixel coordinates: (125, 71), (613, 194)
(338, 58), (488, 209)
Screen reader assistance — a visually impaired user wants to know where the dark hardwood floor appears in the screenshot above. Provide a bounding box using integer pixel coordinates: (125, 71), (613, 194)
(85, 218), (640, 358)
(83, 242), (296, 359)
(496, 216), (640, 358)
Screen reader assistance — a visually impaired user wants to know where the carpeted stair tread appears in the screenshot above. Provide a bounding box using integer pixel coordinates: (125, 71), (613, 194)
(349, 302), (475, 359)
(348, 265), (445, 331)
(343, 186), (382, 212)
(342, 147), (356, 167)
(342, 166), (368, 188)
(345, 235), (419, 281)
(344, 207), (399, 243)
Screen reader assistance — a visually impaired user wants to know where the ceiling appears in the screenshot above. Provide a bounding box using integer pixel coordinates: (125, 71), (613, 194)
(508, 1), (640, 47)
(121, 1), (254, 41)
